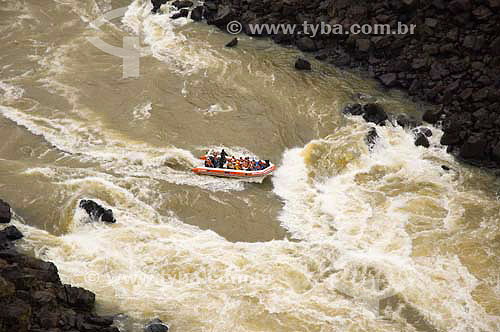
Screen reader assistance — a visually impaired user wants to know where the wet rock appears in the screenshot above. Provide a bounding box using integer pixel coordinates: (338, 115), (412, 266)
(79, 200), (116, 223)
(342, 103), (364, 116)
(172, 0), (193, 9)
(395, 114), (419, 129)
(171, 9), (189, 19)
(0, 199), (11, 223)
(145, 318), (169, 332)
(225, 37), (238, 47)
(356, 39), (371, 52)
(422, 108), (443, 124)
(448, 0), (471, 13)
(365, 127), (378, 150)
(206, 5), (235, 29)
(492, 142), (500, 161)
(362, 103), (388, 125)
(459, 135), (488, 160)
(191, 6), (203, 21)
(413, 127), (433, 137)
(0, 217), (118, 332)
(378, 73), (398, 87)
(440, 130), (461, 145)
(151, 0), (168, 13)
(296, 37), (317, 52)
(414, 133), (430, 148)
(63, 285), (96, 311)
(295, 58), (311, 70)
(0, 226), (23, 241)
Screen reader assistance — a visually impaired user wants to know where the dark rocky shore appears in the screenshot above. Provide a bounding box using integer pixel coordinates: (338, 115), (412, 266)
(156, 0), (500, 168)
(0, 199), (119, 332)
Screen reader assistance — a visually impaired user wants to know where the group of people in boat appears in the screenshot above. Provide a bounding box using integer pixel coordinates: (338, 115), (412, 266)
(205, 149), (270, 171)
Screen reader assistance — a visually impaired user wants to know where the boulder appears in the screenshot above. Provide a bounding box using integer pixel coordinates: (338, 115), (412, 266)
(151, 0), (168, 13)
(448, 0), (471, 13)
(1, 226), (23, 241)
(191, 6), (203, 21)
(362, 103), (388, 125)
(414, 133), (430, 148)
(395, 114), (419, 128)
(492, 142), (500, 161)
(296, 37), (317, 52)
(79, 200), (116, 223)
(459, 135), (488, 159)
(0, 199), (11, 223)
(225, 37), (238, 47)
(172, 0), (193, 9)
(145, 318), (169, 332)
(440, 131), (461, 145)
(171, 9), (189, 19)
(356, 39), (371, 52)
(413, 127), (433, 137)
(342, 103), (364, 116)
(378, 73), (398, 87)
(206, 6), (235, 28)
(63, 285), (96, 310)
(422, 108), (443, 124)
(295, 58), (311, 70)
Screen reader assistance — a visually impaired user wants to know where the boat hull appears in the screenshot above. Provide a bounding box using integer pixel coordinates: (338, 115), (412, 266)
(192, 164), (276, 179)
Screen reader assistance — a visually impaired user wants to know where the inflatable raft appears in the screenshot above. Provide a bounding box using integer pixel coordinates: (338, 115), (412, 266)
(192, 157), (276, 179)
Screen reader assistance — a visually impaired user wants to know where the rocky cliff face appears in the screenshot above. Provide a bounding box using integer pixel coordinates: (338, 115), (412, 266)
(197, 0), (500, 168)
(0, 217), (118, 332)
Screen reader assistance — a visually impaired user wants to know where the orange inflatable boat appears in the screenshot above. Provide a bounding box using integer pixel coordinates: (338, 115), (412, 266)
(192, 156), (276, 179)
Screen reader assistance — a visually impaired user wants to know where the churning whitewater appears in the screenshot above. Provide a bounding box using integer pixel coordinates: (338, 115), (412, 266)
(0, 0), (499, 331)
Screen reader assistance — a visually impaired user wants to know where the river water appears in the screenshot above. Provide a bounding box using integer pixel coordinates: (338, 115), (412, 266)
(0, 0), (499, 331)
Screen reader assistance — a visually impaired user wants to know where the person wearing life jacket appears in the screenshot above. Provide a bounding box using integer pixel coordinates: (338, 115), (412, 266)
(220, 149), (228, 167)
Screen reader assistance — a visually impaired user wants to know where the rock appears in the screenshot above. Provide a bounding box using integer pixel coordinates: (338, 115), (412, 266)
(365, 127), (378, 149)
(171, 9), (189, 19)
(295, 58), (311, 70)
(79, 200), (116, 223)
(342, 103), (364, 116)
(395, 114), (419, 128)
(422, 108), (443, 124)
(459, 135), (488, 160)
(492, 142), (500, 161)
(296, 37), (317, 52)
(151, 0), (168, 13)
(191, 6), (203, 21)
(448, 0), (471, 13)
(441, 165), (451, 171)
(414, 133), (430, 148)
(225, 37), (238, 47)
(356, 39), (371, 52)
(63, 285), (96, 310)
(441, 131), (461, 146)
(0, 298), (31, 331)
(491, 36), (500, 55)
(0, 199), (11, 223)
(206, 6), (235, 29)
(172, 0), (193, 9)
(1, 226), (23, 241)
(413, 127), (433, 137)
(378, 73), (398, 87)
(362, 103), (388, 125)
(145, 318), (169, 332)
